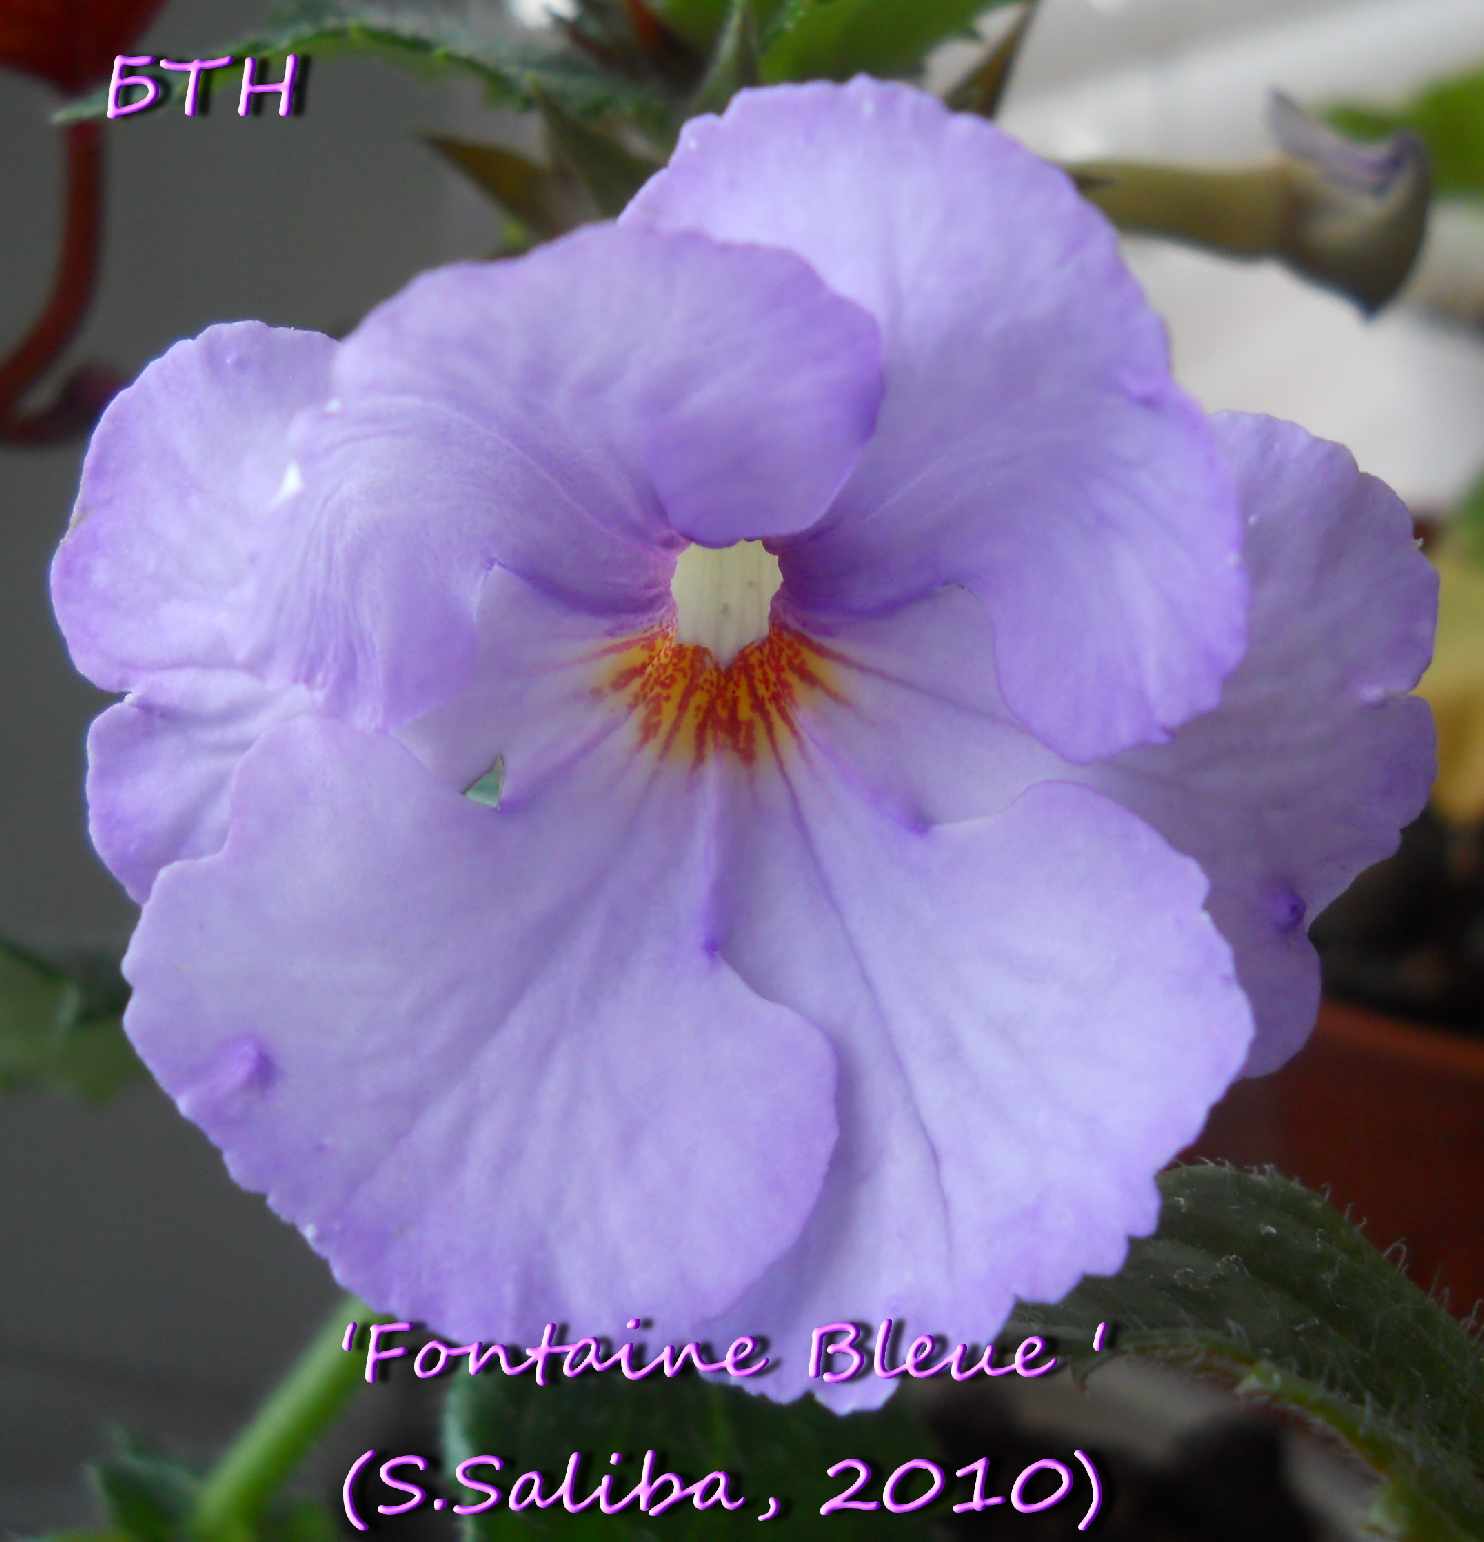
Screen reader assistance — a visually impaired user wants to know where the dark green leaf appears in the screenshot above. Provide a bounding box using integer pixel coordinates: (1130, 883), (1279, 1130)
(1329, 62), (1484, 201)
(90, 1439), (200, 1542)
(0, 940), (140, 1103)
(690, 0), (761, 115)
(652, 0), (789, 53)
(536, 87), (663, 216)
(760, 0), (1015, 84)
(269, 1499), (344, 1541)
(1006, 1165), (1484, 1542)
(56, 0), (672, 129)
(426, 138), (574, 242)
(21, 1532), (133, 1541)
(944, 0), (1040, 117)
(444, 1358), (936, 1536)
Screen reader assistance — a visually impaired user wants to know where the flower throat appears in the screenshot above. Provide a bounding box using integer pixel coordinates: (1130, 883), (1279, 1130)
(596, 541), (841, 769)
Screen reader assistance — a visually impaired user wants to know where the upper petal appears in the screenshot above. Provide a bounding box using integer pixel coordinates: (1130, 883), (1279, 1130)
(122, 716), (839, 1338)
(330, 223), (882, 550)
(627, 79), (1246, 760)
(1086, 414), (1438, 1074)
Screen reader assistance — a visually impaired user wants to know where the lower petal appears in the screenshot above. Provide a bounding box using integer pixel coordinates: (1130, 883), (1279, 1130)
(122, 717), (838, 1338)
(706, 765), (1253, 1404)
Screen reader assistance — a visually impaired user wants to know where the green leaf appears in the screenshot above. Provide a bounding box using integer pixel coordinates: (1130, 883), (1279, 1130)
(443, 1359), (936, 1536)
(22, 1532), (133, 1541)
(90, 1439), (200, 1542)
(1006, 1165), (1484, 1542)
(1329, 62), (1484, 201)
(0, 940), (140, 1103)
(426, 138), (573, 242)
(1454, 466), (1484, 569)
(944, 0), (1040, 117)
(267, 1499), (344, 1541)
(760, 0), (1016, 84)
(535, 87), (663, 216)
(87, 1433), (340, 1542)
(690, 0), (761, 115)
(652, 0), (789, 52)
(55, 0), (673, 129)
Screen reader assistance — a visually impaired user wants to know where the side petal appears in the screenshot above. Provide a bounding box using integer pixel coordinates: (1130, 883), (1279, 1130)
(706, 767), (1252, 1407)
(775, 584), (1061, 830)
(122, 718), (839, 1338)
(330, 224), (882, 549)
(87, 670), (315, 903)
(628, 80), (1246, 761)
(1087, 414), (1438, 1075)
(52, 323), (336, 692)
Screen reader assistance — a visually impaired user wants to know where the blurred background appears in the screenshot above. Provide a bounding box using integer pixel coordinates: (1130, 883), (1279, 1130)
(2, 0), (1482, 1533)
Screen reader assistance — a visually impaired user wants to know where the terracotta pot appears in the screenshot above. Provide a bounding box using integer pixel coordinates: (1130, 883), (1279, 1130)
(1187, 997), (1484, 1312)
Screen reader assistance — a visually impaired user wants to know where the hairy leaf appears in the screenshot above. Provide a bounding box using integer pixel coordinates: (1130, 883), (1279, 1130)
(1007, 1165), (1484, 1541)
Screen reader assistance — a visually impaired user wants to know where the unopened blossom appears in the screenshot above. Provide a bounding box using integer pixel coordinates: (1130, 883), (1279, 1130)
(52, 80), (1435, 1406)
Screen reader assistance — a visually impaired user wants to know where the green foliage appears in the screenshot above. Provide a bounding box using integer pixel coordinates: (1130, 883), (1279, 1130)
(944, 0), (1039, 117)
(690, 0), (762, 115)
(535, 88), (663, 215)
(426, 138), (571, 248)
(655, 0), (1015, 80)
(1007, 1165), (1484, 1542)
(0, 940), (139, 1102)
(1330, 62), (1484, 200)
(760, 0), (1016, 83)
(85, 1432), (341, 1542)
(652, 0), (790, 52)
(56, 0), (673, 129)
(1455, 467), (1484, 568)
(90, 1439), (200, 1542)
(443, 1358), (936, 1536)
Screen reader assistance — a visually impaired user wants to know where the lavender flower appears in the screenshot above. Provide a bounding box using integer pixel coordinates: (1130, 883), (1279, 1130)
(51, 80), (1435, 1407)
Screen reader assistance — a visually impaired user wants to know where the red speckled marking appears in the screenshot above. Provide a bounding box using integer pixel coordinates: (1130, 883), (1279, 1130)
(597, 623), (844, 770)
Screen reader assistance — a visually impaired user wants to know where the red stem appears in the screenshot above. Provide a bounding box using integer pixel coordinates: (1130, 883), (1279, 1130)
(0, 118), (105, 415)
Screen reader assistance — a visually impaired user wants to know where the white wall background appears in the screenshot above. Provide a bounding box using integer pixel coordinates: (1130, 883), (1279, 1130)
(990, 0), (1484, 509)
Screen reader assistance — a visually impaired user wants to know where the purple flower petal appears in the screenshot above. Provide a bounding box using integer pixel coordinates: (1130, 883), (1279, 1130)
(88, 670), (315, 902)
(778, 415), (1436, 1082)
(772, 582), (1060, 829)
(1084, 415), (1437, 1074)
(49, 82), (1436, 1395)
(627, 79), (1247, 761)
(702, 769), (1251, 1406)
(52, 322), (335, 693)
(331, 224), (882, 551)
(123, 715), (839, 1338)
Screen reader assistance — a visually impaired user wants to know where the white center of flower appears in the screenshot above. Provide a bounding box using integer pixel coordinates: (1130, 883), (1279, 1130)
(669, 540), (783, 667)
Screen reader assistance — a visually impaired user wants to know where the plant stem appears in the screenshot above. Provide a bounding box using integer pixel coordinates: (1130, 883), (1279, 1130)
(190, 1294), (371, 1540)
(0, 120), (104, 414)
(1068, 159), (1290, 255)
